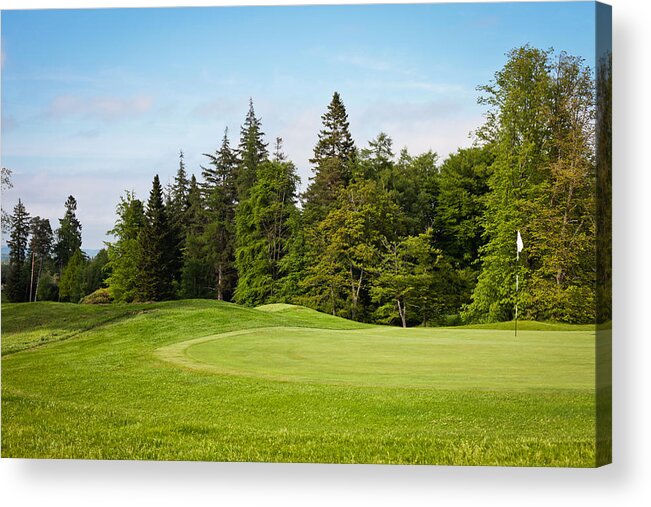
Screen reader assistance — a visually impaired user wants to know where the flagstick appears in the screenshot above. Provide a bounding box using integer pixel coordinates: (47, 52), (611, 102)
(515, 274), (518, 337)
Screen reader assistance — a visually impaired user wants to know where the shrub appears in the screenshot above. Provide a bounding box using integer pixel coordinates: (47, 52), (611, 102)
(81, 288), (113, 304)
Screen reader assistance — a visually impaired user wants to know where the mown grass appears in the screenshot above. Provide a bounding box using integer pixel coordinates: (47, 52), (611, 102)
(1, 300), (599, 466)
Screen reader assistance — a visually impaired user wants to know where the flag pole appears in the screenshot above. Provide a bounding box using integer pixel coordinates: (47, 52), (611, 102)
(515, 230), (523, 337)
(515, 274), (518, 337)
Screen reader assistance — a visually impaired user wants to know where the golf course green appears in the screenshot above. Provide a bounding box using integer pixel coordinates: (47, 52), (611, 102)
(1, 300), (602, 466)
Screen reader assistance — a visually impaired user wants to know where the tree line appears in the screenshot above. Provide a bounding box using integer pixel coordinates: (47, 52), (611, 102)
(3, 46), (610, 325)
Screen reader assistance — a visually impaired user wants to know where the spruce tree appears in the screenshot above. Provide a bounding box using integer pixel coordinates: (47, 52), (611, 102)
(236, 98), (268, 200)
(201, 129), (238, 300)
(167, 150), (190, 287)
(234, 159), (300, 306)
(135, 175), (175, 301)
(180, 175), (211, 298)
(302, 91), (356, 224)
(28, 216), (53, 302)
(6, 199), (31, 302)
(54, 195), (82, 272)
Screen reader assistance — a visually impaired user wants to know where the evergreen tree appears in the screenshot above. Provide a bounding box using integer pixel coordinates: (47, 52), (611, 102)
(356, 132), (394, 182)
(167, 150), (190, 289)
(302, 92), (356, 224)
(28, 216), (54, 302)
(202, 129), (238, 300)
(180, 175), (212, 298)
(236, 98), (268, 200)
(234, 159), (300, 305)
(106, 191), (145, 302)
(6, 199), (31, 302)
(135, 175), (176, 301)
(54, 195), (82, 272)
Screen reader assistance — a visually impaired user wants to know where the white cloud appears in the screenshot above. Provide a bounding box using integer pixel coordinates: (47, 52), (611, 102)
(44, 94), (154, 122)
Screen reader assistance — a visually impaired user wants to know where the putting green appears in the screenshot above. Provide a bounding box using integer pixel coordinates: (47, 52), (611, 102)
(157, 326), (594, 390)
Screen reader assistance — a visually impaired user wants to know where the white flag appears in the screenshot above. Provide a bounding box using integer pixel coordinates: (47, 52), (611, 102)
(516, 230), (524, 259)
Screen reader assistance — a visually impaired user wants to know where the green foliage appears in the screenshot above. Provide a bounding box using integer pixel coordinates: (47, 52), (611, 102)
(35, 271), (59, 302)
(234, 159), (300, 305)
(80, 288), (113, 305)
(166, 150), (190, 287)
(58, 250), (87, 303)
(434, 146), (494, 267)
(53, 195), (82, 271)
(84, 249), (109, 295)
(135, 175), (176, 301)
(301, 180), (397, 320)
(200, 130), (238, 300)
(6, 199), (31, 302)
(180, 176), (212, 299)
(371, 229), (456, 327)
(106, 192), (145, 302)
(236, 98), (268, 200)
(302, 92), (356, 224)
(465, 46), (596, 324)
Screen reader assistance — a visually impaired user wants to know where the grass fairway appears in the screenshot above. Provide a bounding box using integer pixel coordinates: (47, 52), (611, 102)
(1, 300), (598, 466)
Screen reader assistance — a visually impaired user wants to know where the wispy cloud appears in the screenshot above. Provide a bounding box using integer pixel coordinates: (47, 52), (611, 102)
(44, 94), (154, 122)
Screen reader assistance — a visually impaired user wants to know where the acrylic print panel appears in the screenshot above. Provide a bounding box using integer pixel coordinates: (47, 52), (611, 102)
(0, 1), (611, 467)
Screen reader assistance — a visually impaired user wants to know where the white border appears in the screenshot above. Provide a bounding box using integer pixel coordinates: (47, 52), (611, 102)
(2, 1), (649, 506)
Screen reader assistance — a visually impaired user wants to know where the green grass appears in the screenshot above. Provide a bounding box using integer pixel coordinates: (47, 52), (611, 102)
(1, 300), (601, 466)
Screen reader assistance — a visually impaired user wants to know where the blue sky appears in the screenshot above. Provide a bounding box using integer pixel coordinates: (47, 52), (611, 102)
(1, 2), (598, 248)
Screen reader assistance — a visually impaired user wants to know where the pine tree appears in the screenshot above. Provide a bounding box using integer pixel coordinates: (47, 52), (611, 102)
(54, 195), (82, 272)
(234, 159), (300, 305)
(28, 216), (53, 302)
(202, 129), (238, 300)
(180, 175), (211, 298)
(357, 132), (394, 182)
(302, 92), (356, 224)
(135, 175), (175, 301)
(167, 150), (190, 288)
(6, 199), (31, 302)
(236, 98), (268, 200)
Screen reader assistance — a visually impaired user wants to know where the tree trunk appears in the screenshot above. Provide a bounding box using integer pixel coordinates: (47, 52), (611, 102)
(397, 299), (407, 328)
(29, 251), (36, 302)
(34, 256), (43, 302)
(217, 264), (223, 301)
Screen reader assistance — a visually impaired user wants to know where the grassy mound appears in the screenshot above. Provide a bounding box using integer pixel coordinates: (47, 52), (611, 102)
(1, 300), (600, 466)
